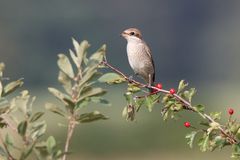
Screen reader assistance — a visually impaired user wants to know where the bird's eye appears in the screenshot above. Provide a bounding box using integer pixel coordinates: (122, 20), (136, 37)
(130, 32), (135, 36)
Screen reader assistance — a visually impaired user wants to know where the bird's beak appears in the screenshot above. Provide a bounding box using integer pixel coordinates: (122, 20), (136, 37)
(121, 32), (127, 37)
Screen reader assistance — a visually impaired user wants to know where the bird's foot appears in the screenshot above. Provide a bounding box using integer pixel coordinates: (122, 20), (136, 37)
(128, 75), (134, 83)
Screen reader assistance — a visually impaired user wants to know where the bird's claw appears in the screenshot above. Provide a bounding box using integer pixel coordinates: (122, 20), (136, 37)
(128, 75), (134, 83)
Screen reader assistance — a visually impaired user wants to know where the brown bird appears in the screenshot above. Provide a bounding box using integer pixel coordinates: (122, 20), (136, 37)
(121, 28), (155, 87)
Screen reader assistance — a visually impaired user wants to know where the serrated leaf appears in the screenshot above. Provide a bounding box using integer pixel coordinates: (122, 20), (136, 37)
(145, 96), (154, 112)
(58, 71), (72, 94)
(57, 54), (74, 79)
(178, 80), (188, 93)
(232, 143), (240, 159)
(98, 73), (125, 84)
(210, 112), (221, 120)
(2, 79), (23, 96)
(188, 88), (196, 102)
(212, 136), (227, 151)
(186, 131), (197, 148)
(76, 111), (108, 123)
(127, 83), (140, 92)
(47, 136), (56, 154)
(194, 104), (205, 113)
(30, 112), (44, 122)
(198, 134), (210, 152)
(172, 103), (183, 111)
(45, 103), (66, 117)
(18, 120), (28, 137)
(230, 123), (240, 135)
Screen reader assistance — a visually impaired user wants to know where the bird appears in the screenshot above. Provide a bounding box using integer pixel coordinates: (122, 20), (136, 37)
(121, 28), (155, 87)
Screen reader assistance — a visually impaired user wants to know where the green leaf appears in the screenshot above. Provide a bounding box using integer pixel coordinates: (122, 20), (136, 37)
(15, 90), (32, 117)
(2, 79), (23, 96)
(122, 106), (128, 117)
(145, 96), (154, 112)
(18, 120), (28, 137)
(76, 111), (108, 123)
(45, 103), (66, 117)
(78, 66), (98, 92)
(57, 54), (74, 79)
(30, 121), (46, 140)
(0, 63), (5, 78)
(77, 87), (106, 103)
(127, 83), (141, 92)
(98, 73), (125, 84)
(230, 123), (240, 135)
(183, 88), (196, 102)
(90, 97), (110, 106)
(89, 44), (106, 62)
(188, 88), (196, 102)
(186, 131), (198, 148)
(58, 71), (72, 94)
(126, 105), (135, 121)
(0, 98), (10, 114)
(0, 146), (6, 157)
(5, 134), (13, 147)
(48, 87), (73, 107)
(232, 143), (240, 159)
(198, 134), (210, 152)
(69, 49), (80, 69)
(73, 39), (90, 66)
(47, 136), (56, 154)
(194, 104), (205, 113)
(19, 143), (35, 160)
(0, 81), (2, 98)
(178, 80), (188, 93)
(0, 63), (5, 72)
(30, 112), (44, 122)
(210, 112), (221, 120)
(212, 136), (227, 151)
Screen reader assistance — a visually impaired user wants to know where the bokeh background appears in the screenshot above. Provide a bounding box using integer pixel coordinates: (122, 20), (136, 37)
(1, 1), (240, 159)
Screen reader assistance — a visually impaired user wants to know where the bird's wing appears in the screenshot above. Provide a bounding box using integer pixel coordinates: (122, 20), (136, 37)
(143, 41), (155, 82)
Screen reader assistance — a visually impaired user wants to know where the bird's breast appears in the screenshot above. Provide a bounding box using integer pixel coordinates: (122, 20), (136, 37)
(126, 42), (147, 71)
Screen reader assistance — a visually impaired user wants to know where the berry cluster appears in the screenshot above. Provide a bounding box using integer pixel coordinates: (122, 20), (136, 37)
(184, 108), (235, 129)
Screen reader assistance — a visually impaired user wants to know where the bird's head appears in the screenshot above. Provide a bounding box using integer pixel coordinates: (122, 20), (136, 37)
(121, 28), (143, 42)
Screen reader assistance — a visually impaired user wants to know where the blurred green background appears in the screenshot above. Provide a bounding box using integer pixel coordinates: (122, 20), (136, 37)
(1, 1), (240, 159)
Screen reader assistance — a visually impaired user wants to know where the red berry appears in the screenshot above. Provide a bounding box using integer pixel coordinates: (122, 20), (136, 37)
(155, 83), (163, 89)
(228, 108), (234, 115)
(169, 88), (175, 95)
(184, 122), (191, 128)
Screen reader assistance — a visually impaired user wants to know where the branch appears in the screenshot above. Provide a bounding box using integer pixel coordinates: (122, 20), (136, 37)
(102, 60), (238, 144)
(62, 117), (76, 160)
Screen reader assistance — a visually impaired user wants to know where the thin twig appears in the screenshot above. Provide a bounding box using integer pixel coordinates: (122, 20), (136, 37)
(62, 117), (76, 160)
(102, 60), (238, 144)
